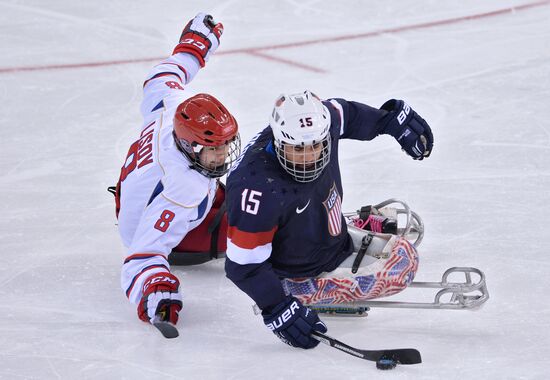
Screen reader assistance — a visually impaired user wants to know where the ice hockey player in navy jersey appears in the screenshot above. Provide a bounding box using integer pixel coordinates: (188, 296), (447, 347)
(113, 14), (240, 330)
(225, 91), (433, 349)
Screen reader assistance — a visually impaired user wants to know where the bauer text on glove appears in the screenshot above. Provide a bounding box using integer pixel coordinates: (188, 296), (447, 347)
(262, 296), (327, 349)
(379, 99), (434, 160)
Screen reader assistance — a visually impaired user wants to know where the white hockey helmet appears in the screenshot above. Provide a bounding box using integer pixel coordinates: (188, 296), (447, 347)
(270, 91), (331, 182)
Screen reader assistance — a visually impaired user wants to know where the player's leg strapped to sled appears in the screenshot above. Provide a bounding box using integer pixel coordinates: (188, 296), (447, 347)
(281, 199), (489, 315)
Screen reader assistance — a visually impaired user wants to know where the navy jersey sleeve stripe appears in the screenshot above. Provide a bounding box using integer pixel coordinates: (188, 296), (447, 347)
(326, 98), (386, 141)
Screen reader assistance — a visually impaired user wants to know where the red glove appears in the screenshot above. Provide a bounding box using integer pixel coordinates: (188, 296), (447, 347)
(172, 13), (223, 67)
(138, 272), (182, 324)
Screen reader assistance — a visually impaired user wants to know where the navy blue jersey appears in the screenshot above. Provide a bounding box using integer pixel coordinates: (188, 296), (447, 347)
(225, 98), (388, 309)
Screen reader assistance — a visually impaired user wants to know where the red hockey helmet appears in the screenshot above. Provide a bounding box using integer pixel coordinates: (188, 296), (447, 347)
(173, 93), (240, 177)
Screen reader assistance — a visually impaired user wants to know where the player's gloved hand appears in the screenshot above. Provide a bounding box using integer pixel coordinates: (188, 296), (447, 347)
(379, 99), (434, 160)
(172, 13), (223, 67)
(262, 296), (327, 349)
(138, 272), (183, 325)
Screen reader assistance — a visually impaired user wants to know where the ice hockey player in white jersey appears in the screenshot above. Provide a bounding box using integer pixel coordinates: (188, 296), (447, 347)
(112, 13), (240, 328)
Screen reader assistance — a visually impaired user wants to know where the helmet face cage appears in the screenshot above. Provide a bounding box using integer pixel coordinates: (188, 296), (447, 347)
(174, 132), (241, 178)
(172, 93), (241, 178)
(274, 134), (331, 183)
(269, 90), (332, 183)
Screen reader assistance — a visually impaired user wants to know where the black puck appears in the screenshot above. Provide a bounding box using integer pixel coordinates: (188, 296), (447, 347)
(376, 358), (397, 370)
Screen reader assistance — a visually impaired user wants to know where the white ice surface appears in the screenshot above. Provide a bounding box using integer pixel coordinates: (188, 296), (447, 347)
(1, 1), (550, 379)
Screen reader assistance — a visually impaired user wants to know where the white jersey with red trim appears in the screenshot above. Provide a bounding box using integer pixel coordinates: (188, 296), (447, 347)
(117, 53), (218, 304)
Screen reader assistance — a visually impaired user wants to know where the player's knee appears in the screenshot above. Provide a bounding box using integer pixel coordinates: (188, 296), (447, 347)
(387, 237), (419, 288)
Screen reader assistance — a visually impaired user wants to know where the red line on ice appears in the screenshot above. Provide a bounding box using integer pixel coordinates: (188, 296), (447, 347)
(244, 50), (328, 73)
(1, 1), (548, 74)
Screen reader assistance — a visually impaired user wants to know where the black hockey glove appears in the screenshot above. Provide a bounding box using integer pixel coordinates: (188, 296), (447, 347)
(262, 296), (327, 349)
(379, 99), (433, 160)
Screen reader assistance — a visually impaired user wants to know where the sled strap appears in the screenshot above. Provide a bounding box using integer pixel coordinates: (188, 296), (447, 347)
(352, 234), (373, 274)
(207, 201), (226, 259)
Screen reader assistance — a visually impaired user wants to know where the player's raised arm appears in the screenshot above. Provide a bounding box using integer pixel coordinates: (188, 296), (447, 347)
(140, 13), (224, 120)
(325, 98), (384, 141)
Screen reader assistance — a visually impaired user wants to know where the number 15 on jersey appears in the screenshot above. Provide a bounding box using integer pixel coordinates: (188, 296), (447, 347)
(241, 189), (262, 215)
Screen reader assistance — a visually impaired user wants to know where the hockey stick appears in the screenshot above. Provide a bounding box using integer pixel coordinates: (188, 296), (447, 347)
(311, 331), (421, 365)
(152, 314), (179, 339)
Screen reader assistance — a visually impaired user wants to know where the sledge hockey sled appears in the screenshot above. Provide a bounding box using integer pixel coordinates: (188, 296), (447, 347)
(307, 199), (489, 315)
(307, 266), (489, 315)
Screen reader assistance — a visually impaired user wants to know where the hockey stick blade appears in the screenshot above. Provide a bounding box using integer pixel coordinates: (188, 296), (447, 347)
(312, 331), (421, 365)
(152, 317), (179, 339)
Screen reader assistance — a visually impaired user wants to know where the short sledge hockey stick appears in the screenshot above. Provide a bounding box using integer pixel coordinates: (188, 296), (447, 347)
(311, 331), (421, 365)
(152, 314), (179, 339)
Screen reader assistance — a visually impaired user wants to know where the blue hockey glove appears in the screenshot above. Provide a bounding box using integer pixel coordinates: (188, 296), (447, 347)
(380, 99), (433, 160)
(262, 296), (327, 349)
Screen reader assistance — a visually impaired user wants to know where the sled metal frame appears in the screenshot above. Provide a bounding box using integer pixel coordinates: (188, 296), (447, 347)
(344, 198), (425, 246)
(307, 267), (489, 312)
(365, 267), (489, 310)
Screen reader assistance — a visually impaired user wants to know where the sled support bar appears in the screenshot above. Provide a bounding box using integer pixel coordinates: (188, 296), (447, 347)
(360, 267), (489, 310)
